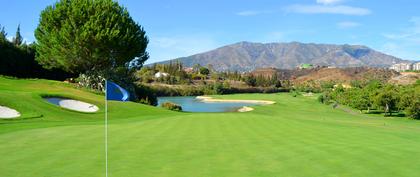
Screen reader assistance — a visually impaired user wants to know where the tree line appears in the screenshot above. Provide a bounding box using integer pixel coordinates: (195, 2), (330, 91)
(0, 25), (72, 80)
(318, 80), (420, 119)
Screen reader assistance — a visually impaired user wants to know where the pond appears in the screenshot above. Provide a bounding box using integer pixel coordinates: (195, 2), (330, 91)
(157, 96), (258, 112)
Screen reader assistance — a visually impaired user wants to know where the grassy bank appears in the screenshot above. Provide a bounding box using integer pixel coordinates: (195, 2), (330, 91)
(1, 77), (420, 177)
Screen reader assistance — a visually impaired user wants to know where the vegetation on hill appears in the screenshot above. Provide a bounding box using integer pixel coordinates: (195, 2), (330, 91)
(136, 61), (289, 97)
(318, 80), (420, 119)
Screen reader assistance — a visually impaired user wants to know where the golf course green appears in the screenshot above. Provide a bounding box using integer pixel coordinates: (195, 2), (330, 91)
(1, 76), (420, 177)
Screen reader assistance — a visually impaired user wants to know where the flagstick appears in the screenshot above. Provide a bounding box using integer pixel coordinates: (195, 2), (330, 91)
(105, 80), (108, 177)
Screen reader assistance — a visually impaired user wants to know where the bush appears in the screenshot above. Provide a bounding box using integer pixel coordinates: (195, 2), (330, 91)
(76, 73), (105, 91)
(317, 94), (324, 103)
(133, 84), (158, 106)
(318, 92), (331, 104)
(161, 102), (182, 111)
(290, 90), (301, 97)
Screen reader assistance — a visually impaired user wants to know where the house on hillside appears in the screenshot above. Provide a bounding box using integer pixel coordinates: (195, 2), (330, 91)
(390, 63), (414, 72)
(298, 63), (313, 69)
(154, 72), (169, 78)
(413, 62), (420, 71)
(183, 67), (194, 73)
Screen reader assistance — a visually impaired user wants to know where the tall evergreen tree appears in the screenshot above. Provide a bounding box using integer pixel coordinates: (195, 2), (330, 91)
(0, 25), (7, 41)
(35, 0), (149, 75)
(12, 24), (23, 46)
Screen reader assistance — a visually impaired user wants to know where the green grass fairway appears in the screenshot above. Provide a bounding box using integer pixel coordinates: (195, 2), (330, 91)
(1, 77), (420, 177)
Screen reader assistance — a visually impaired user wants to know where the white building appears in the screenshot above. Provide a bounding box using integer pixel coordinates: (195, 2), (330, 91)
(154, 72), (169, 78)
(413, 62), (420, 71)
(389, 63), (413, 72)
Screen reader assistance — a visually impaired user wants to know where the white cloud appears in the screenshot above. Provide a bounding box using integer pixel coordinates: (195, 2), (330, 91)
(316, 0), (344, 5)
(337, 21), (361, 28)
(380, 17), (420, 60)
(236, 10), (271, 16)
(383, 16), (420, 44)
(286, 4), (371, 16)
(6, 36), (13, 42)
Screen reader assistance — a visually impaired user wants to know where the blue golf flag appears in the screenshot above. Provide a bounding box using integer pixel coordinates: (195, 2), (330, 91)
(106, 81), (130, 101)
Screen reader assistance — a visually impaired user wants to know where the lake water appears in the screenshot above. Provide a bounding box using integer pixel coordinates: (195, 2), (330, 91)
(157, 96), (257, 112)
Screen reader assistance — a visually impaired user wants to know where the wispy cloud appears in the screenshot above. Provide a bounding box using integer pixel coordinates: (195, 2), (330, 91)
(236, 10), (272, 16)
(383, 16), (420, 44)
(316, 0), (344, 5)
(380, 17), (420, 60)
(285, 4), (371, 16)
(337, 21), (361, 28)
(6, 36), (13, 42)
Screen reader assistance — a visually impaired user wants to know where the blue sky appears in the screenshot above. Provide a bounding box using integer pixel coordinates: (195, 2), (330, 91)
(0, 0), (419, 63)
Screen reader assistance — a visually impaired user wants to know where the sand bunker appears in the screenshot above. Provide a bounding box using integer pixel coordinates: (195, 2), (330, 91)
(196, 96), (275, 105)
(238, 106), (254, 112)
(0, 106), (21, 119)
(45, 98), (99, 113)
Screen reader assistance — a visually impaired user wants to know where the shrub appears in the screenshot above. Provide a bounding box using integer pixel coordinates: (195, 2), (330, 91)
(318, 92), (332, 105)
(161, 102), (182, 111)
(133, 84), (158, 106)
(290, 90), (301, 97)
(317, 94), (324, 103)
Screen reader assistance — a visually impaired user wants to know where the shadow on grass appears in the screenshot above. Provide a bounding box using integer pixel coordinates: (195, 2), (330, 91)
(365, 110), (406, 117)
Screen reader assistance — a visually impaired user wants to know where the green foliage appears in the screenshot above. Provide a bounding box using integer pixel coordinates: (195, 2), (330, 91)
(243, 75), (256, 87)
(320, 80), (336, 91)
(219, 71), (242, 81)
(350, 80), (363, 88)
(398, 86), (420, 119)
(318, 92), (331, 104)
(147, 83), (288, 97)
(76, 73), (105, 91)
(373, 85), (400, 116)
(291, 90), (302, 97)
(325, 81), (419, 118)
(137, 60), (192, 84)
(349, 90), (370, 112)
(0, 25), (6, 41)
(199, 66), (210, 75)
(161, 102), (182, 111)
(294, 80), (341, 93)
(35, 0), (148, 74)
(0, 24), (72, 80)
(12, 24), (23, 46)
(133, 84), (158, 106)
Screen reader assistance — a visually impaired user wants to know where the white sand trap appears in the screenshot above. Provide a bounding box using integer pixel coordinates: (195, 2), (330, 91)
(238, 106), (254, 112)
(0, 106), (21, 119)
(45, 98), (99, 113)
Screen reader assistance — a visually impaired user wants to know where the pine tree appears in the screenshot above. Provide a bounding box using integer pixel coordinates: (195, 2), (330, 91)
(12, 24), (23, 46)
(35, 0), (148, 74)
(0, 25), (7, 41)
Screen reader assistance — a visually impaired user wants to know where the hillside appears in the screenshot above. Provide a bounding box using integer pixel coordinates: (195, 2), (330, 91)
(159, 41), (406, 71)
(251, 67), (401, 84)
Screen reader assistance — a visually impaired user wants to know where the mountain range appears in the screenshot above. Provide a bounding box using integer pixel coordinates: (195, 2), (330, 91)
(156, 41), (407, 71)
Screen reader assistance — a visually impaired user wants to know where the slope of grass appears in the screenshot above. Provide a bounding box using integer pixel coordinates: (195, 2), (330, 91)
(1, 77), (420, 177)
